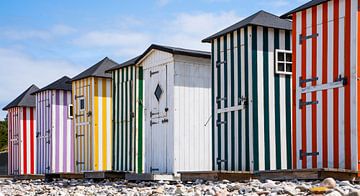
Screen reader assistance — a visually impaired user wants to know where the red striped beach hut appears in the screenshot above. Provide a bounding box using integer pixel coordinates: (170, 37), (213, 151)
(3, 85), (39, 175)
(32, 76), (74, 174)
(282, 0), (359, 170)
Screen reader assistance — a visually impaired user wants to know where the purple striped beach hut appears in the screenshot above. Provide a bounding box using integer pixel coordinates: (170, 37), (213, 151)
(32, 76), (74, 174)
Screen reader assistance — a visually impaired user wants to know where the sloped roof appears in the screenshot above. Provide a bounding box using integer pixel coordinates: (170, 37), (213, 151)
(203, 10), (292, 43)
(105, 56), (140, 72)
(106, 44), (211, 71)
(31, 76), (72, 95)
(3, 85), (39, 110)
(71, 57), (119, 81)
(281, 0), (328, 19)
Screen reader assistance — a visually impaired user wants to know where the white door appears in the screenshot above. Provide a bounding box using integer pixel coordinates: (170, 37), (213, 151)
(146, 64), (168, 173)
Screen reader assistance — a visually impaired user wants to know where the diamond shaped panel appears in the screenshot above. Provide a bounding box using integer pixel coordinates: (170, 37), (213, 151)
(154, 84), (163, 101)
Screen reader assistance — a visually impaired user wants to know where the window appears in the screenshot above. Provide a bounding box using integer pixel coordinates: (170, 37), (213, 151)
(79, 97), (85, 112)
(275, 49), (292, 75)
(68, 104), (74, 119)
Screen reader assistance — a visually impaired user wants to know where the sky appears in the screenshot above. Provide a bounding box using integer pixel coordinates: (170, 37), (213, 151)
(0, 0), (307, 119)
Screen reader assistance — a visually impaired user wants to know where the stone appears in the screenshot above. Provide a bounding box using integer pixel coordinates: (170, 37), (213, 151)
(175, 187), (184, 195)
(347, 190), (360, 196)
(296, 184), (310, 192)
(339, 181), (353, 187)
(310, 186), (329, 194)
(322, 178), (337, 189)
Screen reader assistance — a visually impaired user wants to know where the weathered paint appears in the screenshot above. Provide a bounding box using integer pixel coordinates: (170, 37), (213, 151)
(73, 77), (112, 172)
(292, 0), (358, 170)
(211, 25), (292, 171)
(7, 107), (36, 175)
(138, 49), (212, 174)
(111, 66), (144, 173)
(35, 90), (74, 174)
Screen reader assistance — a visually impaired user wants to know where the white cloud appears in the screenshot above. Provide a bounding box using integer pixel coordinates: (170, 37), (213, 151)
(158, 11), (242, 50)
(0, 24), (76, 41)
(0, 47), (80, 118)
(156, 0), (171, 7)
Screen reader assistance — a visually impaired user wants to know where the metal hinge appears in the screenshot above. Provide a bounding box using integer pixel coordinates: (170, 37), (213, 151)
(75, 95), (84, 99)
(216, 97), (227, 103)
(76, 134), (85, 138)
(150, 120), (158, 126)
(46, 166), (50, 170)
(150, 167), (159, 172)
(150, 71), (159, 77)
(150, 111), (159, 117)
(299, 149), (319, 160)
(76, 161), (85, 165)
(299, 99), (318, 109)
(216, 121), (227, 126)
(36, 132), (40, 138)
(46, 140), (51, 144)
(299, 33), (319, 44)
(162, 118), (168, 123)
(216, 61), (227, 68)
(216, 158), (228, 165)
(299, 76), (318, 87)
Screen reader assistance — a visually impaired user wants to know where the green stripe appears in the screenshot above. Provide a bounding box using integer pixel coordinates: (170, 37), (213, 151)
(285, 30), (292, 169)
(216, 37), (221, 170)
(244, 27), (250, 171)
(263, 27), (270, 170)
(274, 29), (281, 170)
(121, 69), (124, 170)
(112, 71), (116, 170)
(125, 67), (129, 170)
(116, 70), (120, 170)
(129, 66), (133, 171)
(223, 34), (228, 170)
(211, 42), (215, 170)
(237, 29), (242, 170)
(252, 26), (259, 171)
(230, 32), (235, 171)
(138, 67), (144, 173)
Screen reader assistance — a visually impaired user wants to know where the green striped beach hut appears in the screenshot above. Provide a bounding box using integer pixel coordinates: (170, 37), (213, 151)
(202, 10), (293, 171)
(106, 56), (144, 173)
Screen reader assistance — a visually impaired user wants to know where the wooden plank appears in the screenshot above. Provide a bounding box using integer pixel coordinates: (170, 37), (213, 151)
(13, 174), (44, 180)
(126, 173), (179, 181)
(84, 171), (126, 179)
(180, 171), (254, 182)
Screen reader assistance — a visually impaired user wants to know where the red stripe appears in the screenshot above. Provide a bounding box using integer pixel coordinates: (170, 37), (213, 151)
(311, 6), (318, 169)
(344, 0), (351, 170)
(22, 107), (27, 174)
(292, 13), (297, 169)
(301, 10), (307, 169)
(30, 107), (34, 174)
(358, 0), (360, 172)
(322, 2), (329, 168)
(333, 0), (339, 169)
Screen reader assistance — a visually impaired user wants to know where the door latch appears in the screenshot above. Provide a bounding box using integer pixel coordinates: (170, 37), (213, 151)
(150, 120), (158, 126)
(299, 149), (319, 160)
(162, 119), (169, 123)
(150, 111), (159, 117)
(150, 71), (159, 77)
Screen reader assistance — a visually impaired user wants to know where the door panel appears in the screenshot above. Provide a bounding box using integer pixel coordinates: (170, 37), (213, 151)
(146, 65), (168, 173)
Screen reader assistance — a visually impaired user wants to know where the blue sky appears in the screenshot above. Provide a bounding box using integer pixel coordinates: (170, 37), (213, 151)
(0, 0), (307, 119)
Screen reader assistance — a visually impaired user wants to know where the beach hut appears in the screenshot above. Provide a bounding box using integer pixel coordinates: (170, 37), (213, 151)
(202, 10), (293, 172)
(138, 44), (212, 174)
(71, 57), (117, 172)
(106, 56), (144, 173)
(3, 85), (39, 175)
(281, 0), (358, 171)
(32, 76), (74, 174)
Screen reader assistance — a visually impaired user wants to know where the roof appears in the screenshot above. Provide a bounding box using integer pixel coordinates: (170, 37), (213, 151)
(105, 56), (140, 73)
(202, 10), (292, 43)
(3, 84), (39, 110)
(281, 0), (328, 19)
(106, 44), (211, 71)
(71, 57), (119, 81)
(31, 76), (72, 95)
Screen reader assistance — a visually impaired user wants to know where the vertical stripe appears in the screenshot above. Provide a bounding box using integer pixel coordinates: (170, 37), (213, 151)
(285, 30), (292, 169)
(333, 0), (339, 168)
(138, 67), (144, 173)
(274, 28), (281, 170)
(322, 2), (329, 168)
(216, 37), (221, 170)
(244, 27), (250, 171)
(30, 107), (34, 174)
(344, 0), (351, 170)
(263, 27), (270, 170)
(94, 79), (99, 170)
(251, 26), (259, 171)
(211, 42), (215, 171)
(102, 78), (107, 170)
(311, 6), (318, 168)
(301, 10), (307, 169)
(237, 29), (243, 171)
(230, 32), (235, 171)
(23, 107), (27, 174)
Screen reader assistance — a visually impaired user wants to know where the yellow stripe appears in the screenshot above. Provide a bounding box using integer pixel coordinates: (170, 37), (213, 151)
(94, 78), (99, 170)
(102, 78), (107, 170)
(109, 79), (113, 169)
(83, 78), (88, 171)
(89, 78), (93, 170)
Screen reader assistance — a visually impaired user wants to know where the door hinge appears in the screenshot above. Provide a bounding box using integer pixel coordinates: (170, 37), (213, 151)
(75, 95), (84, 99)
(46, 140), (51, 144)
(150, 167), (159, 172)
(150, 120), (158, 126)
(299, 33), (319, 44)
(299, 149), (319, 160)
(299, 76), (318, 86)
(162, 118), (169, 123)
(216, 61), (227, 68)
(76, 134), (85, 138)
(76, 161), (85, 165)
(150, 111), (159, 117)
(150, 71), (159, 77)
(299, 99), (318, 109)
(216, 121), (227, 126)
(216, 158), (228, 165)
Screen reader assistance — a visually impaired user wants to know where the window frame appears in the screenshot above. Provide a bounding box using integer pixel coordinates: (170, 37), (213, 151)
(275, 49), (292, 75)
(68, 104), (74, 119)
(79, 97), (85, 112)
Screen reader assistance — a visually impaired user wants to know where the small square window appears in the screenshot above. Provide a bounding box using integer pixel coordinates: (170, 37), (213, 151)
(275, 49), (292, 75)
(79, 98), (85, 111)
(68, 104), (74, 119)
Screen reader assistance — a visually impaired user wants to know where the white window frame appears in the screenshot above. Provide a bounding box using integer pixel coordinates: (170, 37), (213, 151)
(68, 104), (74, 119)
(275, 49), (292, 75)
(79, 97), (85, 112)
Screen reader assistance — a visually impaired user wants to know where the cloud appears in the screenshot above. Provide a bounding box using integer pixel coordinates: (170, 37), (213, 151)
(0, 47), (80, 118)
(156, 0), (171, 7)
(158, 11), (242, 50)
(0, 24), (76, 41)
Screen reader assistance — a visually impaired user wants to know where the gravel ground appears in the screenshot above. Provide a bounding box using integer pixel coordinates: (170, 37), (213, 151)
(0, 178), (360, 195)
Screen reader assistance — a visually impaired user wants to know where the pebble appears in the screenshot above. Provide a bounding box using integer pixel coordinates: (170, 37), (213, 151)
(0, 177), (357, 195)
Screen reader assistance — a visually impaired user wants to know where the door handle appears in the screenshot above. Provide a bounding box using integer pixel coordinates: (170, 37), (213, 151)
(150, 120), (158, 126)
